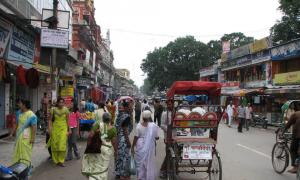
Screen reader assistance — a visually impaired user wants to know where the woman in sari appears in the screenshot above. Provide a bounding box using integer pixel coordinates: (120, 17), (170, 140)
(13, 99), (37, 167)
(48, 97), (70, 167)
(115, 101), (132, 180)
(82, 112), (117, 180)
(132, 110), (159, 180)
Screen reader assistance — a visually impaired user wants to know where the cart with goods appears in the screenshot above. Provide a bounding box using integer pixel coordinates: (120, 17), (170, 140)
(166, 81), (223, 180)
(79, 111), (96, 138)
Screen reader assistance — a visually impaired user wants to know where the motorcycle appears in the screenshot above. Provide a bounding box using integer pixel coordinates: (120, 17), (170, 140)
(251, 114), (268, 129)
(0, 160), (31, 180)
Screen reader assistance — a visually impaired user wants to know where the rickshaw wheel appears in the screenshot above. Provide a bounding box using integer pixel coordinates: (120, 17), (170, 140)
(272, 142), (289, 174)
(166, 148), (178, 180)
(209, 151), (222, 180)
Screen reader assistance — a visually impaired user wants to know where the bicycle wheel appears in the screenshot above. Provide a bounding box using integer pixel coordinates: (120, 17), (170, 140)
(209, 150), (222, 180)
(272, 142), (289, 174)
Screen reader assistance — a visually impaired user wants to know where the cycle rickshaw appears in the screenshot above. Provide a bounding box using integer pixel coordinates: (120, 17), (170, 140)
(165, 81), (222, 180)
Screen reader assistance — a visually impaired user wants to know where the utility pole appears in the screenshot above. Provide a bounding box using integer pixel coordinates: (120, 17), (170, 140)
(50, 0), (59, 100)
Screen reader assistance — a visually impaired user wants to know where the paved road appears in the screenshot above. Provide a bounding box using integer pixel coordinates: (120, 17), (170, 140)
(30, 123), (296, 180)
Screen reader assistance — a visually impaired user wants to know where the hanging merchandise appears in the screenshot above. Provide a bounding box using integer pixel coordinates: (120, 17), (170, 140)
(25, 68), (39, 88)
(16, 65), (27, 86)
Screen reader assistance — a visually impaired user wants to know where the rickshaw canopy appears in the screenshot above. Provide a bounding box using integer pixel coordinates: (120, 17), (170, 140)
(167, 81), (222, 99)
(281, 100), (300, 113)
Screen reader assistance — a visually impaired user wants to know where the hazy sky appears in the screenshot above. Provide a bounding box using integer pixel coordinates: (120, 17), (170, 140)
(94, 0), (282, 87)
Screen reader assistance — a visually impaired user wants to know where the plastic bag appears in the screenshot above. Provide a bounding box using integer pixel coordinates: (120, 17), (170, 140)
(130, 154), (136, 175)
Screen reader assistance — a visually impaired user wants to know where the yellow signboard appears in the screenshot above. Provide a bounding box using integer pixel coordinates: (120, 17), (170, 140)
(33, 63), (50, 74)
(249, 38), (270, 53)
(60, 86), (74, 97)
(274, 71), (300, 85)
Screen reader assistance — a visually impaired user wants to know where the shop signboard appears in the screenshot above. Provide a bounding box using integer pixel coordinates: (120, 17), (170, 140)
(0, 18), (12, 58)
(60, 86), (74, 97)
(271, 39), (300, 61)
(7, 26), (35, 69)
(77, 77), (90, 87)
(199, 65), (218, 78)
(251, 49), (271, 64)
(230, 44), (250, 60)
(249, 37), (271, 53)
(244, 80), (266, 88)
(273, 71), (300, 85)
(41, 29), (69, 49)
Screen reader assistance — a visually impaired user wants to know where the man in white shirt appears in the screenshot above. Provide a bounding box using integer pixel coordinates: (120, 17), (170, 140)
(159, 100), (173, 178)
(226, 101), (234, 127)
(245, 103), (253, 131)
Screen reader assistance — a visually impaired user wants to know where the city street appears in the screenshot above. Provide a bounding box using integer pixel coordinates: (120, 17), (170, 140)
(28, 123), (295, 180)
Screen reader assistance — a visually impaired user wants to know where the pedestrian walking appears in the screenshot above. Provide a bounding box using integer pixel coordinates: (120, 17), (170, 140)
(226, 101), (234, 127)
(115, 101), (132, 180)
(154, 100), (163, 127)
(85, 99), (95, 112)
(245, 103), (253, 131)
(135, 99), (142, 124)
(132, 110), (159, 180)
(159, 100), (172, 178)
(12, 99), (37, 167)
(47, 97), (70, 167)
(66, 105), (81, 161)
(95, 102), (107, 123)
(237, 104), (246, 133)
(82, 112), (117, 180)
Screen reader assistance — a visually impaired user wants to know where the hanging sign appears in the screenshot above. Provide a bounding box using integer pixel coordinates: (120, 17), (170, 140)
(0, 18), (12, 58)
(41, 28), (69, 49)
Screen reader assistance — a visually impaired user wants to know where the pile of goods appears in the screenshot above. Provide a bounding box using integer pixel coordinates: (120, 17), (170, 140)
(80, 112), (96, 120)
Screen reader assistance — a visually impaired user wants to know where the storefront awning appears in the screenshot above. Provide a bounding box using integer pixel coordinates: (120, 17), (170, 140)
(221, 88), (264, 96)
(265, 87), (300, 94)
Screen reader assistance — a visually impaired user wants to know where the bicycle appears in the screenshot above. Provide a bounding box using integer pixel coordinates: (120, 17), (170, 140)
(272, 132), (292, 174)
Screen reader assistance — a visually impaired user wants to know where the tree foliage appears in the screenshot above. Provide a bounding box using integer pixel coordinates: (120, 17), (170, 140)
(141, 36), (211, 91)
(271, 0), (300, 44)
(140, 78), (152, 95)
(141, 33), (254, 91)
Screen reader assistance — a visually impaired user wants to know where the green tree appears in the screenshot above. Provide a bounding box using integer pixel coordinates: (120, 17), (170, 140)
(206, 33), (254, 61)
(221, 32), (254, 49)
(271, 0), (300, 44)
(141, 36), (211, 91)
(140, 78), (153, 95)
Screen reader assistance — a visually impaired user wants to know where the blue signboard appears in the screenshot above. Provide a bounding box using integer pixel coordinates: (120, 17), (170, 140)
(271, 39), (300, 61)
(6, 26), (35, 68)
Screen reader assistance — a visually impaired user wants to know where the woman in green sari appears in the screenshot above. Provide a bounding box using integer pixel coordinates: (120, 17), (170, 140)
(13, 99), (37, 167)
(82, 112), (117, 180)
(48, 97), (70, 167)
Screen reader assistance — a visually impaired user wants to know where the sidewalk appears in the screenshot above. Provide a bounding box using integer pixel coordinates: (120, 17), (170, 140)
(0, 134), (49, 169)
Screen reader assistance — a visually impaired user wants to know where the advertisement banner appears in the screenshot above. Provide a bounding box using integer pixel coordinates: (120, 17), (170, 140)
(271, 39), (300, 61)
(34, 36), (41, 63)
(249, 37), (271, 53)
(0, 18), (12, 58)
(230, 44), (250, 59)
(60, 86), (74, 97)
(274, 71), (300, 85)
(222, 41), (230, 53)
(7, 26), (35, 69)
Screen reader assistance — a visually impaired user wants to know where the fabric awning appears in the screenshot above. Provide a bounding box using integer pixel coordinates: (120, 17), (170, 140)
(265, 87), (300, 94)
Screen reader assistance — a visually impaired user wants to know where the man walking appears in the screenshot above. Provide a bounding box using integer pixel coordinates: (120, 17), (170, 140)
(154, 100), (163, 126)
(245, 103), (253, 131)
(237, 103), (246, 133)
(226, 101), (234, 127)
(135, 99), (142, 123)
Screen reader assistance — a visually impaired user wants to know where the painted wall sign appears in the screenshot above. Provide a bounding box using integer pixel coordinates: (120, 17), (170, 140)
(271, 39), (300, 61)
(7, 26), (35, 69)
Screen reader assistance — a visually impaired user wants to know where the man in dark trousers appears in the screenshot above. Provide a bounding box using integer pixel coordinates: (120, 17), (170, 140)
(135, 99), (141, 123)
(284, 105), (300, 173)
(154, 99), (163, 127)
(237, 103), (246, 133)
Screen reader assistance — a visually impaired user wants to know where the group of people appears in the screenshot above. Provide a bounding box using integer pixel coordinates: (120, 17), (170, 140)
(10, 95), (174, 180)
(225, 101), (253, 132)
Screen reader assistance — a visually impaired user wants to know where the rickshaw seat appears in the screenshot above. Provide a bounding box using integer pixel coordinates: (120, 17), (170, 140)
(174, 112), (187, 120)
(173, 137), (217, 144)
